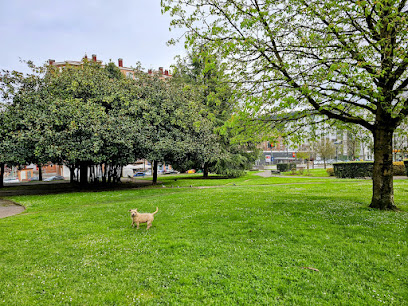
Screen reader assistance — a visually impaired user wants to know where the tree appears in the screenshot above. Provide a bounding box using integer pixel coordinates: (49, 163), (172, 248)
(346, 131), (361, 161)
(0, 66), (48, 185)
(313, 139), (336, 169)
(1, 60), (140, 187)
(296, 151), (311, 170)
(173, 50), (259, 178)
(43, 61), (141, 186)
(162, 0), (408, 210)
(132, 70), (204, 184)
(0, 106), (12, 187)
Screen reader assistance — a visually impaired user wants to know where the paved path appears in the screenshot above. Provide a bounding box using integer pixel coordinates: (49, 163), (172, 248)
(0, 199), (25, 219)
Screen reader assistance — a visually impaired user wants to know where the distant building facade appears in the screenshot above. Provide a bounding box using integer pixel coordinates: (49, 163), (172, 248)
(48, 54), (171, 80)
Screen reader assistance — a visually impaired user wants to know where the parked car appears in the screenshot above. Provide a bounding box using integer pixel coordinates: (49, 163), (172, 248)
(133, 172), (145, 177)
(28, 176), (39, 181)
(43, 175), (65, 182)
(164, 170), (179, 174)
(3, 177), (20, 184)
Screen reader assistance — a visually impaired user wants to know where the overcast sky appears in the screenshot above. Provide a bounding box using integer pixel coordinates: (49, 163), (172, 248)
(0, 0), (186, 73)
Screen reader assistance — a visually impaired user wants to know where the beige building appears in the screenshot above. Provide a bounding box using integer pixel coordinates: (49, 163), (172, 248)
(48, 54), (171, 80)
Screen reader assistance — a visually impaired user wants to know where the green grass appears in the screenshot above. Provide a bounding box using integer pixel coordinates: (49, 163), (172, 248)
(146, 171), (333, 186)
(1, 173), (407, 305)
(281, 168), (331, 177)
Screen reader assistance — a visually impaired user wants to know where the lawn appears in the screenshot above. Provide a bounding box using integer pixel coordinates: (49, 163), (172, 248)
(281, 168), (331, 177)
(1, 173), (407, 305)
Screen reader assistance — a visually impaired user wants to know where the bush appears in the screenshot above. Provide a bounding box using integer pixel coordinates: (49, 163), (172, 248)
(326, 168), (335, 176)
(277, 163), (297, 172)
(404, 160), (408, 176)
(333, 162), (373, 178)
(334, 161), (407, 178)
(393, 162), (406, 176)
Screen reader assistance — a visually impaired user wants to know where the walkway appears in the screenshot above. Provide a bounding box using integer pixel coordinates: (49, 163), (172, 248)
(0, 199), (25, 219)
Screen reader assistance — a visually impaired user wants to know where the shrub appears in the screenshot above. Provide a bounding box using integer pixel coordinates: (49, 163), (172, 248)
(334, 161), (407, 178)
(326, 168), (335, 176)
(277, 163), (296, 172)
(393, 162), (406, 176)
(333, 162), (373, 178)
(404, 160), (408, 176)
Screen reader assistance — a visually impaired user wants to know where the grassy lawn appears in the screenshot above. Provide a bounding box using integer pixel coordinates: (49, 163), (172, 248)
(1, 173), (407, 305)
(281, 168), (331, 177)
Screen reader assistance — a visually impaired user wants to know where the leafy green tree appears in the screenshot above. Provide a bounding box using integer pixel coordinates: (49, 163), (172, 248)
(0, 106), (13, 187)
(312, 139), (336, 169)
(163, 0), (408, 210)
(173, 51), (259, 178)
(0, 66), (49, 183)
(296, 151), (311, 170)
(43, 61), (141, 185)
(105, 62), (124, 80)
(132, 70), (204, 184)
(1, 60), (140, 186)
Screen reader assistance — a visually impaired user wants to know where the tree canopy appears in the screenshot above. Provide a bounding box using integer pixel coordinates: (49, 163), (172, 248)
(1, 59), (231, 186)
(0, 61), (141, 185)
(162, 0), (408, 210)
(172, 50), (260, 177)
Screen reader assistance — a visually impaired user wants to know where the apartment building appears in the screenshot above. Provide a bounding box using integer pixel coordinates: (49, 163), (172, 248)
(48, 54), (171, 80)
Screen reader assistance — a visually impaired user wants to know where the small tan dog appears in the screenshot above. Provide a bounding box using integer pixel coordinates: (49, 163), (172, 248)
(129, 207), (158, 230)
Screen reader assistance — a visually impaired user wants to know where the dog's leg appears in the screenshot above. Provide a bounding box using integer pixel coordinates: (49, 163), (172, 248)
(146, 221), (152, 230)
(136, 222), (140, 230)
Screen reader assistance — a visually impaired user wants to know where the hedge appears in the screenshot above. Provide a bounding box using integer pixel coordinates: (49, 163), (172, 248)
(333, 161), (407, 178)
(277, 163), (297, 172)
(333, 162), (373, 178)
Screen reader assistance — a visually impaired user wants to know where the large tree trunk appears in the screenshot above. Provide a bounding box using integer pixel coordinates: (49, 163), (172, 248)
(38, 165), (43, 181)
(152, 160), (158, 185)
(69, 165), (75, 184)
(0, 163), (4, 188)
(203, 162), (209, 178)
(79, 161), (89, 187)
(370, 128), (397, 210)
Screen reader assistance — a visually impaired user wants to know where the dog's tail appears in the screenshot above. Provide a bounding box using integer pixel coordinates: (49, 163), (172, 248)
(152, 207), (159, 215)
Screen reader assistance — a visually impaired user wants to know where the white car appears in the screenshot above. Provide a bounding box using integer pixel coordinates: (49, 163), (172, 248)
(44, 176), (65, 182)
(3, 177), (20, 184)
